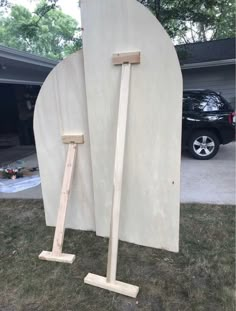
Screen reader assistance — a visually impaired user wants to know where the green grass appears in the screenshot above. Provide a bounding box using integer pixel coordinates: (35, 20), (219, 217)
(0, 199), (235, 311)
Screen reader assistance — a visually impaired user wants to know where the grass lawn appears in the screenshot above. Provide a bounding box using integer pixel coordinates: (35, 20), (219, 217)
(0, 199), (235, 311)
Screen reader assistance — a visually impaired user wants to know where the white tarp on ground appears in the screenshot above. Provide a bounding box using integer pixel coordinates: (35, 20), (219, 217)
(0, 176), (41, 193)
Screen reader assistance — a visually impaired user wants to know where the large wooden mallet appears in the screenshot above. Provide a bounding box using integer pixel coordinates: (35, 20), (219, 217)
(84, 52), (140, 297)
(39, 134), (84, 264)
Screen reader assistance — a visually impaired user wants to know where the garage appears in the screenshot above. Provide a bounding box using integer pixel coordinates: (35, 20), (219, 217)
(0, 45), (57, 148)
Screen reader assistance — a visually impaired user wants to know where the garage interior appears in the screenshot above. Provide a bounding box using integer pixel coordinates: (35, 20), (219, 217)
(0, 83), (41, 165)
(0, 45), (57, 165)
(0, 83), (40, 146)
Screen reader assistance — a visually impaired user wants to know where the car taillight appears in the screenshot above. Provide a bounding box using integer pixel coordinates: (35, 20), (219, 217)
(228, 112), (236, 125)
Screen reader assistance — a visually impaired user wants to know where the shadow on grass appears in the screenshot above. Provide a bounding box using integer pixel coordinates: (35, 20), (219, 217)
(0, 199), (235, 311)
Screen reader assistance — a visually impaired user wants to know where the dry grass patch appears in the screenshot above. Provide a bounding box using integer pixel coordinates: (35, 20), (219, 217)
(0, 199), (235, 311)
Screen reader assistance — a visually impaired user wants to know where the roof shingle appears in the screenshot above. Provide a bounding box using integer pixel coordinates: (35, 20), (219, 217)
(175, 37), (235, 65)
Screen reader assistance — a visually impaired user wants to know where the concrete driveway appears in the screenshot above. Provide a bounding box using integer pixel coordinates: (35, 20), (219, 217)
(181, 142), (235, 205)
(0, 142), (235, 205)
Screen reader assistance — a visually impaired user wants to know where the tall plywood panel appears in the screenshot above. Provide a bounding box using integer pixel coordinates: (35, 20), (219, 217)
(81, 0), (182, 251)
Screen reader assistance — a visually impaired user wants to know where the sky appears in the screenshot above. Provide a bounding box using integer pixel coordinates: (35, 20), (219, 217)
(9, 0), (81, 24)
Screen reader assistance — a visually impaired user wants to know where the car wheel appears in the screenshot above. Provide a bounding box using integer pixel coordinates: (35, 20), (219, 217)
(188, 131), (220, 160)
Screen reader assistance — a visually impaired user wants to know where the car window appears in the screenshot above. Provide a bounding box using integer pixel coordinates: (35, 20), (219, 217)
(183, 97), (193, 111)
(183, 93), (229, 112)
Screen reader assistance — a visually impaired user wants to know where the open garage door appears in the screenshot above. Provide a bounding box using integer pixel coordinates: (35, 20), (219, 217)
(0, 45), (57, 148)
(0, 83), (40, 147)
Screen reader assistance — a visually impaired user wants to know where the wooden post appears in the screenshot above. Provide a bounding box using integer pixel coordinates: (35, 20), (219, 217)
(39, 134), (84, 264)
(106, 62), (131, 283)
(84, 52), (140, 297)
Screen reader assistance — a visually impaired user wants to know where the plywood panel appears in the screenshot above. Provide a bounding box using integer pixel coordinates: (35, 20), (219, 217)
(81, 0), (183, 251)
(34, 50), (95, 230)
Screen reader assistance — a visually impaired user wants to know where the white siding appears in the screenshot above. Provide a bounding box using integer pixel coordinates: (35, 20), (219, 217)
(182, 65), (235, 107)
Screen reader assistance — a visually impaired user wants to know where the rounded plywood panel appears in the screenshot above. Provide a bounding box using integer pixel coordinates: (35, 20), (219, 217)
(81, 0), (182, 251)
(34, 50), (95, 231)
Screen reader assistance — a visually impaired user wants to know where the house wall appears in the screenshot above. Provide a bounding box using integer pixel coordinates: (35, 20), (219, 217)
(182, 65), (235, 107)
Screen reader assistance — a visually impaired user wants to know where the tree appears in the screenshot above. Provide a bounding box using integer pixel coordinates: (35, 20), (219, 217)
(0, 0), (8, 7)
(0, 0), (81, 59)
(0, 0), (234, 58)
(138, 0), (235, 43)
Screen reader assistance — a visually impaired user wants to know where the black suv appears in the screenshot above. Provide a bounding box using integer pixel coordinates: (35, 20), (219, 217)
(182, 89), (235, 159)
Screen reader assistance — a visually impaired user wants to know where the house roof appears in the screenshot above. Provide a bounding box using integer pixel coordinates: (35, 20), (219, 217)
(0, 45), (58, 85)
(0, 45), (58, 68)
(176, 37), (235, 69)
(0, 38), (235, 85)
